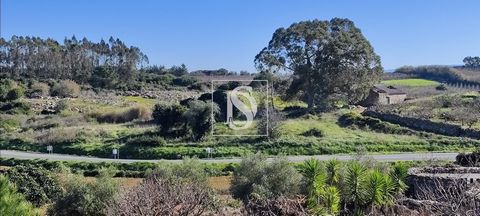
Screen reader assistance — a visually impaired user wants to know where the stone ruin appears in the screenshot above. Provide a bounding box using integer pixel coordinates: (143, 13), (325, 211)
(405, 165), (480, 215)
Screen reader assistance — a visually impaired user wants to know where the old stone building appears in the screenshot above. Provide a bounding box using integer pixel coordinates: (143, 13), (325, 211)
(361, 84), (406, 106)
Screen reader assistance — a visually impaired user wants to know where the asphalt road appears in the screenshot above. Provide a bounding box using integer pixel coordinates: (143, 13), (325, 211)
(0, 150), (459, 163)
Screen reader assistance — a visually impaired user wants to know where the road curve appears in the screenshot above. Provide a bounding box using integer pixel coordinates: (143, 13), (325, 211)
(0, 150), (459, 164)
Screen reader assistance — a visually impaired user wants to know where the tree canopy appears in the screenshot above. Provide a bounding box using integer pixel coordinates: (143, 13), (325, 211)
(463, 56), (480, 69)
(255, 18), (383, 109)
(0, 36), (148, 84)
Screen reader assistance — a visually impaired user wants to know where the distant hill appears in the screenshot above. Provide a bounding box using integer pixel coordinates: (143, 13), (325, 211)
(387, 65), (480, 85)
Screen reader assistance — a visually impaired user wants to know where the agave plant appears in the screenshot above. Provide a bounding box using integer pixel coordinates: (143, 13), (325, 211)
(389, 162), (409, 194)
(325, 159), (341, 186)
(299, 158), (324, 194)
(307, 172), (340, 216)
(341, 162), (369, 215)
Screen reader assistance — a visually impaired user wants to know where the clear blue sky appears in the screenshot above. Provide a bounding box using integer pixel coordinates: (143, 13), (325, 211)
(1, 0), (479, 72)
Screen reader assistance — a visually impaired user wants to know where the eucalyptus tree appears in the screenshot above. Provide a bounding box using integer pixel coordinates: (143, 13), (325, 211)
(255, 18), (383, 110)
(0, 35), (149, 86)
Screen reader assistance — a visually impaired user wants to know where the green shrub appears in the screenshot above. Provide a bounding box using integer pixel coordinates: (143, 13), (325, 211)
(257, 109), (284, 139)
(172, 75), (199, 86)
(90, 66), (118, 88)
(94, 106), (150, 123)
(0, 118), (20, 132)
(54, 100), (69, 113)
(48, 169), (119, 216)
(6, 87), (25, 101)
(6, 165), (62, 207)
(0, 175), (39, 216)
(0, 79), (18, 101)
(184, 100), (219, 141)
(0, 158), (235, 178)
(0, 101), (31, 114)
(151, 158), (209, 183)
(51, 80), (81, 98)
(301, 128), (324, 137)
(435, 83), (448, 91)
(230, 154), (301, 202)
(28, 82), (50, 98)
(152, 103), (187, 136)
(125, 135), (166, 147)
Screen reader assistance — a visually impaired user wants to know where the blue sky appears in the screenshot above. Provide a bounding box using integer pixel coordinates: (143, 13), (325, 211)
(1, 0), (479, 72)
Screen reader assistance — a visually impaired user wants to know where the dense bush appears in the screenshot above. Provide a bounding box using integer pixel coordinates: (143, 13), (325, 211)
(152, 103), (187, 136)
(89, 66), (118, 88)
(137, 73), (175, 87)
(198, 90), (239, 122)
(257, 108), (284, 139)
(107, 171), (216, 216)
(125, 134), (167, 147)
(230, 154), (302, 202)
(54, 99), (69, 114)
(0, 118), (20, 132)
(301, 128), (324, 137)
(184, 100), (219, 141)
(0, 175), (39, 216)
(6, 87), (25, 101)
(48, 169), (119, 216)
(217, 81), (242, 90)
(435, 83), (448, 91)
(0, 158), (236, 178)
(456, 152), (480, 167)
(51, 80), (81, 98)
(0, 101), (32, 114)
(6, 165), (62, 207)
(28, 82), (50, 98)
(172, 75), (199, 86)
(94, 106), (150, 123)
(0, 79), (18, 101)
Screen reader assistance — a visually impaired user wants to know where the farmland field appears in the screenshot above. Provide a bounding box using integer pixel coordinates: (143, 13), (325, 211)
(381, 78), (439, 87)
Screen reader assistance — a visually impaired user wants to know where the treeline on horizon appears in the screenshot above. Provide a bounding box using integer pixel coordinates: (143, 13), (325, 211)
(0, 36), (254, 90)
(394, 65), (480, 85)
(0, 36), (149, 84)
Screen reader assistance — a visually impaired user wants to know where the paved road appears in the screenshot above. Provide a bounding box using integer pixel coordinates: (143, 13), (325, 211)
(0, 150), (459, 163)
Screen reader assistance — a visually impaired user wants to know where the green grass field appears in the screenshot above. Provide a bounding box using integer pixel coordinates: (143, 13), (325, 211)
(3, 92), (480, 160)
(381, 79), (439, 87)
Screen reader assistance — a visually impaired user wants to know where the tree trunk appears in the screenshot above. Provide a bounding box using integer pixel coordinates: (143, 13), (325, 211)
(306, 93), (315, 111)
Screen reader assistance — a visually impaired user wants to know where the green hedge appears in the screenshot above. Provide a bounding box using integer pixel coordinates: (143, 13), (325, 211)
(0, 158), (237, 177)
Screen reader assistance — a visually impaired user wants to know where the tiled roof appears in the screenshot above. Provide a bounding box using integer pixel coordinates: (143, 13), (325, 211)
(373, 84), (406, 95)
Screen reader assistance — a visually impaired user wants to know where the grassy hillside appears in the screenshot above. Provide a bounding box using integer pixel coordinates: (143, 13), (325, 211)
(381, 79), (439, 87)
(2, 97), (478, 160)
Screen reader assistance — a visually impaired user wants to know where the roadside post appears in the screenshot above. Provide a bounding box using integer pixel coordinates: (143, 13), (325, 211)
(47, 145), (53, 154)
(205, 147), (213, 159)
(112, 148), (119, 159)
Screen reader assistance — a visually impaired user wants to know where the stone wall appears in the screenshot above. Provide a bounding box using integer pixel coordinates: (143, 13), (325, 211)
(387, 94), (407, 104)
(363, 110), (480, 139)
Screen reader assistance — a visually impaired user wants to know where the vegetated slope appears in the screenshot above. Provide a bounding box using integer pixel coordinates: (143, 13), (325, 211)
(381, 79), (439, 87)
(2, 95), (478, 160)
(394, 65), (480, 85)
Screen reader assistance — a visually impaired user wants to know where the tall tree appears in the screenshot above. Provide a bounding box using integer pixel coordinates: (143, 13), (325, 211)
(0, 175), (38, 216)
(255, 18), (383, 110)
(463, 56), (480, 69)
(0, 35), (148, 86)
